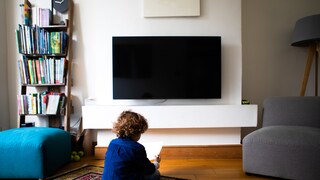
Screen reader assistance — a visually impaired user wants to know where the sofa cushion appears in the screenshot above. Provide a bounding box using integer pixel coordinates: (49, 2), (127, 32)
(243, 126), (320, 179)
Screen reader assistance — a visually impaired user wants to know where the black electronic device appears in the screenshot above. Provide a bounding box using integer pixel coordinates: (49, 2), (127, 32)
(112, 36), (221, 99)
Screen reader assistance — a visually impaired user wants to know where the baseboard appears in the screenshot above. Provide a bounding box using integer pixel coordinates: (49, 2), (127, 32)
(94, 145), (242, 160)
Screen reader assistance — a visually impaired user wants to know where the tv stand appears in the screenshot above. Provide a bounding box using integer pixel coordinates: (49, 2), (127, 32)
(82, 102), (257, 146)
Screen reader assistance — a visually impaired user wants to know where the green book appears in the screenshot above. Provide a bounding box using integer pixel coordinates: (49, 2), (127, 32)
(27, 59), (34, 84)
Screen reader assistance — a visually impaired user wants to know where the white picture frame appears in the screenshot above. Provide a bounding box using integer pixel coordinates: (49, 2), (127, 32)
(143, 0), (200, 18)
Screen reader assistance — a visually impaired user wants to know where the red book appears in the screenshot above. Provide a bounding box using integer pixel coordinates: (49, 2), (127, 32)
(35, 59), (41, 84)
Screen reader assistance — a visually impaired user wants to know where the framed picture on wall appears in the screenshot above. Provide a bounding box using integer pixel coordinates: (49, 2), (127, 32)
(143, 0), (200, 17)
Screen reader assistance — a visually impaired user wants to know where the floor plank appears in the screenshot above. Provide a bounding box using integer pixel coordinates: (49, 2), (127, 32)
(55, 156), (277, 179)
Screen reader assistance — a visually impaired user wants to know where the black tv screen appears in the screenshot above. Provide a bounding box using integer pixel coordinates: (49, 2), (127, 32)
(112, 36), (221, 99)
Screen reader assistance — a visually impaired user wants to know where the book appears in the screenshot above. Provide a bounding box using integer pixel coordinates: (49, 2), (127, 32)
(55, 58), (60, 84)
(23, 95), (28, 114)
(23, 0), (32, 26)
(32, 59), (37, 83)
(24, 25), (30, 54)
(18, 25), (26, 54)
(62, 32), (68, 54)
(45, 57), (50, 83)
(60, 58), (67, 83)
(31, 93), (37, 114)
(35, 26), (40, 54)
(32, 6), (38, 26)
(58, 94), (66, 115)
(26, 94), (32, 114)
(37, 93), (41, 114)
(30, 26), (35, 54)
(39, 8), (51, 27)
(46, 94), (61, 114)
(39, 57), (45, 83)
(51, 32), (61, 54)
(35, 59), (41, 84)
(15, 29), (22, 53)
(46, 30), (50, 54)
(17, 95), (22, 115)
(27, 59), (34, 84)
(50, 58), (54, 84)
(41, 91), (48, 114)
(141, 141), (163, 160)
(22, 57), (30, 84)
(17, 95), (26, 115)
(17, 59), (25, 84)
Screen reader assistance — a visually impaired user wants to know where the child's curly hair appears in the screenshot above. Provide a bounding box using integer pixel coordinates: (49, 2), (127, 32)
(112, 110), (148, 138)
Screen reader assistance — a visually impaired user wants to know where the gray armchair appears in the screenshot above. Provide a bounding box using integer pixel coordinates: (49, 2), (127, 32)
(243, 96), (320, 180)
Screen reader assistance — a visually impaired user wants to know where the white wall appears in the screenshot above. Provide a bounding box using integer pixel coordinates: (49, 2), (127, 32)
(0, 0), (9, 130)
(6, 1), (28, 128)
(77, 0), (242, 106)
(78, 0), (244, 145)
(241, 0), (320, 137)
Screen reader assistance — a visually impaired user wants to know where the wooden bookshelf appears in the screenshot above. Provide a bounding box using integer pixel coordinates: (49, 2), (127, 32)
(16, 0), (74, 131)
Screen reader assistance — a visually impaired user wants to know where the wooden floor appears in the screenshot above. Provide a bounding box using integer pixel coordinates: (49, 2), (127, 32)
(55, 156), (277, 180)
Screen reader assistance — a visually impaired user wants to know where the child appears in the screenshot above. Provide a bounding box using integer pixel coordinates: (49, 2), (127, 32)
(102, 110), (161, 180)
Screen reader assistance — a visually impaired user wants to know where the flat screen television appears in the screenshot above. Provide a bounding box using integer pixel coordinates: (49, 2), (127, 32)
(112, 36), (221, 99)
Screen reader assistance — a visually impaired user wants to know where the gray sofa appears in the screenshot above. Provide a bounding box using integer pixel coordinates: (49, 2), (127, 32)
(243, 96), (320, 180)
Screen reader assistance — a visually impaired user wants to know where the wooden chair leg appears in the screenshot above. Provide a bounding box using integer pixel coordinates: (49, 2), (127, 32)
(300, 44), (316, 96)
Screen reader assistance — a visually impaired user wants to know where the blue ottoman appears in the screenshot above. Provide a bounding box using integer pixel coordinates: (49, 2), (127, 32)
(0, 127), (71, 179)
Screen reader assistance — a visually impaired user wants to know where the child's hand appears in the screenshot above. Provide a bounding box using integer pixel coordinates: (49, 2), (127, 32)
(155, 155), (161, 163)
(153, 155), (161, 169)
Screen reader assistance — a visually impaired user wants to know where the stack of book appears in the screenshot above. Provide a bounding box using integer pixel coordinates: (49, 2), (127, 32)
(16, 25), (68, 55)
(17, 57), (67, 85)
(17, 92), (66, 115)
(20, 0), (52, 27)
(36, 8), (52, 27)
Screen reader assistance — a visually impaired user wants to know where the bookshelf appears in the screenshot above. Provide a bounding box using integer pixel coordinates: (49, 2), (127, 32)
(16, 0), (74, 131)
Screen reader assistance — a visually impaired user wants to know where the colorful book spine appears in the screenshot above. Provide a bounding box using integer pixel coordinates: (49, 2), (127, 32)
(17, 57), (68, 85)
(51, 32), (60, 54)
(15, 29), (22, 53)
(32, 59), (37, 84)
(18, 25), (25, 54)
(22, 57), (30, 84)
(16, 25), (69, 55)
(23, 0), (32, 26)
(37, 93), (41, 114)
(60, 58), (66, 83)
(17, 91), (66, 115)
(17, 60), (25, 84)
(55, 58), (59, 84)
(50, 58), (54, 84)
(27, 59), (34, 84)
(39, 57), (45, 84)
(17, 95), (22, 115)
(41, 91), (48, 114)
(38, 8), (51, 27)
(35, 59), (41, 84)
(31, 93), (37, 114)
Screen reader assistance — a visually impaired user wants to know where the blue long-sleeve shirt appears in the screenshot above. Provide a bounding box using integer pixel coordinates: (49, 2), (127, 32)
(102, 137), (156, 180)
